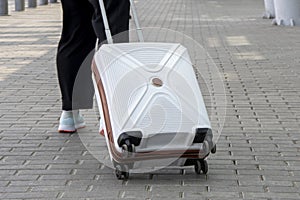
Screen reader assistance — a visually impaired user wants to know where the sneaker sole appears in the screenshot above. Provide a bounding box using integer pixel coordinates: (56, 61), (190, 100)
(58, 124), (76, 133)
(59, 129), (77, 133)
(75, 122), (86, 129)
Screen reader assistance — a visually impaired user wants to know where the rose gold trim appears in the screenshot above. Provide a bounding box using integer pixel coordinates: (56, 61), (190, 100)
(92, 60), (123, 161)
(92, 59), (205, 163)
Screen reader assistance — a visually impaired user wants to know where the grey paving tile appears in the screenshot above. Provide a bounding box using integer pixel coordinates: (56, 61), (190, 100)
(1, 0), (300, 199)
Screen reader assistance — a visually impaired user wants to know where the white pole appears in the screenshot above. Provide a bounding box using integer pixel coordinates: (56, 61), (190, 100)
(273, 0), (300, 26)
(15, 0), (25, 11)
(0, 0), (8, 16)
(263, 0), (275, 19)
(28, 0), (37, 8)
(39, 0), (48, 5)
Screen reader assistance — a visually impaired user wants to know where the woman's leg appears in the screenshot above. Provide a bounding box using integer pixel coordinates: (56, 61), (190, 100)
(57, 0), (96, 132)
(56, 0), (96, 111)
(89, 0), (130, 44)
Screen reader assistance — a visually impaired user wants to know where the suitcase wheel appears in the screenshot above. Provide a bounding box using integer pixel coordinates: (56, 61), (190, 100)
(194, 159), (208, 175)
(121, 143), (136, 158)
(211, 144), (217, 154)
(130, 144), (136, 154)
(121, 144), (129, 158)
(115, 165), (129, 180)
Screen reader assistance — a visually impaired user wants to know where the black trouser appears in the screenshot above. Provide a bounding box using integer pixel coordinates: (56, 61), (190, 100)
(56, 0), (130, 111)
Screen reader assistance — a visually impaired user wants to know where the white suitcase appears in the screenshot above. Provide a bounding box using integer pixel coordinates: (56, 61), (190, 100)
(92, 0), (216, 179)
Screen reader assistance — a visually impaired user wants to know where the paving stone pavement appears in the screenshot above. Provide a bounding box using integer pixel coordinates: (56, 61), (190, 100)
(0, 0), (300, 199)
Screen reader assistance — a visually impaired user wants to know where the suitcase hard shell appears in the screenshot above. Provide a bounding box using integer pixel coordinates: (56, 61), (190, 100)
(91, 0), (215, 179)
(92, 42), (214, 177)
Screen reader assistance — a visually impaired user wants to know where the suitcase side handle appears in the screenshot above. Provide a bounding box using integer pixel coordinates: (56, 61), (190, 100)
(97, 0), (144, 46)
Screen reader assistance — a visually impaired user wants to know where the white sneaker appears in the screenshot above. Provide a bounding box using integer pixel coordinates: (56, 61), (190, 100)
(58, 111), (76, 133)
(73, 110), (86, 129)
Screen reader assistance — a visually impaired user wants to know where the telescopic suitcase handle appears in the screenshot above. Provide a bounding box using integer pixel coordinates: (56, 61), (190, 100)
(128, 0), (144, 42)
(97, 0), (144, 47)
